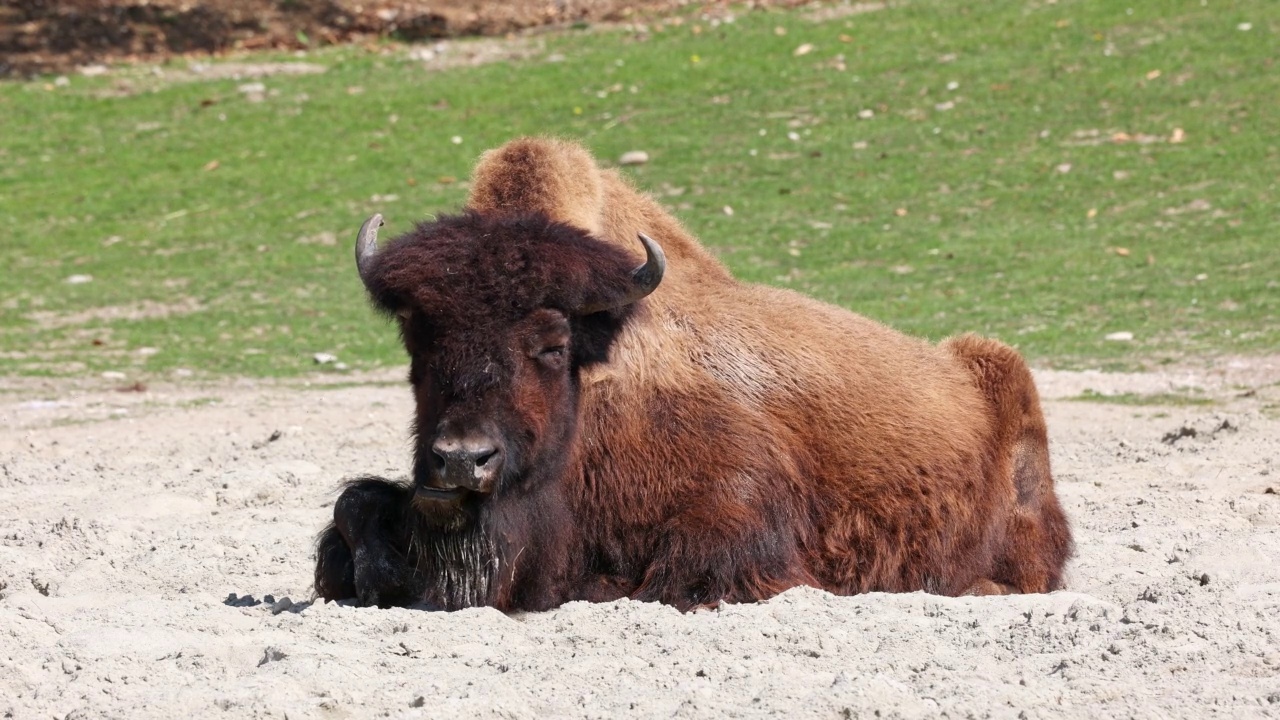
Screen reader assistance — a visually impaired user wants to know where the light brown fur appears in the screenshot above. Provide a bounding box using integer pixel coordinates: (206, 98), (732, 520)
(464, 137), (1072, 602)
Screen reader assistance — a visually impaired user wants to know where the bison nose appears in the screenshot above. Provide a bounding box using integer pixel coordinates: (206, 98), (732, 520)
(430, 437), (502, 492)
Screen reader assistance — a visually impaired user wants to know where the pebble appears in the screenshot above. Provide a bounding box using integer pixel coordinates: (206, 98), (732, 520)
(618, 151), (649, 166)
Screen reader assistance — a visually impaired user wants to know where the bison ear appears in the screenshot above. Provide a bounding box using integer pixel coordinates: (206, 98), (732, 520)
(569, 309), (631, 368)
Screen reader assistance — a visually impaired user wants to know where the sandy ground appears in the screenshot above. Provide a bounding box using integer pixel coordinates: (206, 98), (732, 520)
(2, 356), (1279, 719)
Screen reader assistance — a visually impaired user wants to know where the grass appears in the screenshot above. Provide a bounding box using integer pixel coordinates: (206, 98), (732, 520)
(1, 0), (1277, 378)
(1069, 389), (1214, 407)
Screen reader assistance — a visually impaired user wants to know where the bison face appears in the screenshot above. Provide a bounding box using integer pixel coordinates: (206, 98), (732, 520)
(402, 307), (579, 520)
(351, 211), (663, 524)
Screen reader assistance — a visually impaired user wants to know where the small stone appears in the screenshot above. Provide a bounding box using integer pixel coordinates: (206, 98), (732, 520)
(257, 647), (287, 666)
(618, 151), (649, 166)
(65, 274), (93, 284)
(1105, 331), (1134, 342)
(313, 353), (337, 364)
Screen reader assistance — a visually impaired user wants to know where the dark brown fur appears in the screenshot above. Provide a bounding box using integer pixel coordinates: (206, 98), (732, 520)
(315, 137), (1073, 611)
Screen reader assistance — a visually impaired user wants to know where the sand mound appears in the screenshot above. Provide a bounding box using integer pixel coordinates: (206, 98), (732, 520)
(2, 360), (1278, 717)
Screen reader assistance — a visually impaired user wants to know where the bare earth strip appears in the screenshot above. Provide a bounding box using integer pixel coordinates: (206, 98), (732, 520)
(1, 358), (1278, 718)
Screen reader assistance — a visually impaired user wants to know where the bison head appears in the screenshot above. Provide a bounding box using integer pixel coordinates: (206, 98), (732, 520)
(352, 211), (663, 525)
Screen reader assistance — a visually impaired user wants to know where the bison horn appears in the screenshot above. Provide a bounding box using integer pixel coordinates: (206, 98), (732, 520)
(578, 232), (666, 315)
(355, 213), (384, 289)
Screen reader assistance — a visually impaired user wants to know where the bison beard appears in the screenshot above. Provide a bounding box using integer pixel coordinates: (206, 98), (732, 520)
(313, 137), (1074, 612)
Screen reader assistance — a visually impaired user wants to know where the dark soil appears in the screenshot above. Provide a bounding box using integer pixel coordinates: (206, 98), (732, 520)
(1, 0), (813, 76)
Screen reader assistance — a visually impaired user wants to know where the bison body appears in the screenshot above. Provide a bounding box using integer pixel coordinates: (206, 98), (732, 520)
(315, 138), (1072, 611)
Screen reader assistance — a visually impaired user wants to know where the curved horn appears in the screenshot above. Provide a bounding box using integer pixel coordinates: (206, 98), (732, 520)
(578, 232), (666, 314)
(354, 213), (384, 289)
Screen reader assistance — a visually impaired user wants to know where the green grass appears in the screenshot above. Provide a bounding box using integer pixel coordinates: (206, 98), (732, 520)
(2, 0), (1277, 378)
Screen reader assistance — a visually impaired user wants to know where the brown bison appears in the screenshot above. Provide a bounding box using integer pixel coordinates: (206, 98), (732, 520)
(314, 137), (1072, 611)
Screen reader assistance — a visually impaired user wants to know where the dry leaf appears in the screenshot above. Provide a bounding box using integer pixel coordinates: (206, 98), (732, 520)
(1087, 208), (1098, 219)
(774, 26), (788, 36)
(1170, 127), (1186, 144)
(1115, 247), (1130, 257)
(794, 44), (814, 57)
(203, 160), (220, 171)
(894, 207), (908, 217)
(1145, 69), (1161, 80)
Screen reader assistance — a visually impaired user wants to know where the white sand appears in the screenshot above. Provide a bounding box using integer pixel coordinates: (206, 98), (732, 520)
(2, 357), (1279, 718)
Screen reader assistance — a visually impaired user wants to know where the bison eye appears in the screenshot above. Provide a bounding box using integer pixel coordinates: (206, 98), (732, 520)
(536, 345), (568, 368)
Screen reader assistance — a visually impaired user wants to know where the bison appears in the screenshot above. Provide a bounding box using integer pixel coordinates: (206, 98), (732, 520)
(314, 137), (1072, 612)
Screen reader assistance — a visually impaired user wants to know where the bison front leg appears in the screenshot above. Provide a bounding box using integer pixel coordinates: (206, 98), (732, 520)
(632, 502), (815, 611)
(314, 476), (427, 608)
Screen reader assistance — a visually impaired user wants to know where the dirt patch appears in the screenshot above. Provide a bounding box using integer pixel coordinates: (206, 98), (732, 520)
(23, 296), (206, 330)
(1, 0), (828, 77)
(1, 357), (1279, 716)
(800, 1), (886, 22)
